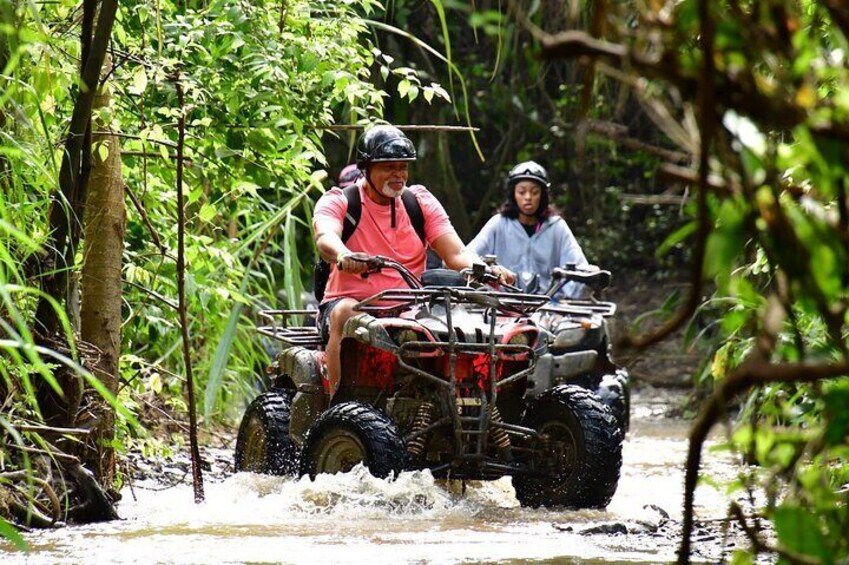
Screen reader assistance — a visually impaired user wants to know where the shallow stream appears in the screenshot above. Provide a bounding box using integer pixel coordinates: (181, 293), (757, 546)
(2, 389), (747, 564)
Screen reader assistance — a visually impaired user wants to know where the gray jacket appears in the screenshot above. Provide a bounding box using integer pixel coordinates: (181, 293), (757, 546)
(467, 214), (589, 299)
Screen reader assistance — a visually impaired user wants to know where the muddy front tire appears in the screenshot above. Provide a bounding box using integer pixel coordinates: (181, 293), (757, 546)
(514, 385), (622, 509)
(299, 402), (406, 479)
(234, 390), (299, 476)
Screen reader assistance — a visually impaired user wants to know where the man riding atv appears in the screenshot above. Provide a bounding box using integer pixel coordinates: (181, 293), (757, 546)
(313, 124), (515, 400)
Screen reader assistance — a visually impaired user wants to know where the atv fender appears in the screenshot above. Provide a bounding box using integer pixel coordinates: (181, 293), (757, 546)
(277, 347), (329, 445)
(342, 313), (397, 351)
(276, 346), (323, 393)
(528, 351), (598, 395)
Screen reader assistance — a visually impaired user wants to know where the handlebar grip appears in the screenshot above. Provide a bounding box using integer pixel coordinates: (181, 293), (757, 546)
(552, 268), (612, 288)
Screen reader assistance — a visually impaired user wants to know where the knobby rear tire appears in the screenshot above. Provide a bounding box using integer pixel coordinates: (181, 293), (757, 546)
(234, 390), (299, 476)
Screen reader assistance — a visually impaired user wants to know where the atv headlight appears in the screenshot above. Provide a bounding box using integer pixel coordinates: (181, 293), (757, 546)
(394, 328), (425, 345)
(507, 332), (532, 346)
(552, 327), (585, 349)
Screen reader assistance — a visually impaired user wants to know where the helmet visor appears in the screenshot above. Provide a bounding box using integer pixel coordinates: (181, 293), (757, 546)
(508, 162), (549, 187)
(513, 164), (543, 177)
(370, 137), (417, 162)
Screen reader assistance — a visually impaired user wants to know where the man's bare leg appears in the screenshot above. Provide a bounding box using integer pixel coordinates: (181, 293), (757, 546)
(326, 298), (359, 397)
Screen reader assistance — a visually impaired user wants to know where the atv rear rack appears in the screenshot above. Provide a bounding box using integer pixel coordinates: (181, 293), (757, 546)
(257, 309), (323, 349)
(538, 299), (616, 317)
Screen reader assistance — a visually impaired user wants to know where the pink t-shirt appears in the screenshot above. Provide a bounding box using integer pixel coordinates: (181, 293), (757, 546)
(313, 182), (455, 302)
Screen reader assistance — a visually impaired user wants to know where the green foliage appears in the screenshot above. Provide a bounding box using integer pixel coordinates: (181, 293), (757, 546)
(2, 0), (453, 445)
(102, 0), (401, 420)
(506, 0), (849, 562)
(773, 504), (831, 562)
(0, 0), (454, 534)
(0, 517), (26, 550)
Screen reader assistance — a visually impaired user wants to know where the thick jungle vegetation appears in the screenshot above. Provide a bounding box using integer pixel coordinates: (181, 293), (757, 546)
(1, 0), (848, 563)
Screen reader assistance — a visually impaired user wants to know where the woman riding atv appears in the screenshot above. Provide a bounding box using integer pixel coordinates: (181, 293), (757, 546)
(467, 160), (591, 299)
(468, 160), (631, 433)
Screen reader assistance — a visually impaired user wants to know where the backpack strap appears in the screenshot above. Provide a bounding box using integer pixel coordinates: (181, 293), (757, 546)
(401, 188), (426, 244)
(340, 184), (361, 243)
(340, 184), (425, 244)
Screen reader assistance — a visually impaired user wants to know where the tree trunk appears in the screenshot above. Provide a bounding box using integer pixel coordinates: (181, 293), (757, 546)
(35, 0), (117, 337)
(34, 0), (117, 429)
(80, 65), (124, 486)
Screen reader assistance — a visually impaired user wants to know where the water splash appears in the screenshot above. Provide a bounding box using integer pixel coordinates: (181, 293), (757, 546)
(119, 465), (523, 530)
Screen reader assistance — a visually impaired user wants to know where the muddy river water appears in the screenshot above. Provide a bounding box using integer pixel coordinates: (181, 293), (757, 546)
(2, 389), (750, 564)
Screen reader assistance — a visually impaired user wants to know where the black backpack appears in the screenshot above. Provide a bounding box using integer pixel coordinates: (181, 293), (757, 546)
(313, 185), (426, 301)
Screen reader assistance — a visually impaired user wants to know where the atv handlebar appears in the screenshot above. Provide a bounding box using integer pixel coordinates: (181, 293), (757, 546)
(352, 254), (517, 292)
(352, 255), (424, 289)
(546, 265), (612, 297)
(463, 262), (523, 292)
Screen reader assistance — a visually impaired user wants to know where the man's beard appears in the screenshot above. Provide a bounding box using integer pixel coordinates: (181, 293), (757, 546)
(380, 181), (406, 198)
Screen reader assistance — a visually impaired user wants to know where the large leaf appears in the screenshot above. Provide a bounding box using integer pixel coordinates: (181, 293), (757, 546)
(823, 382), (849, 447)
(203, 277), (248, 419)
(0, 517), (27, 551)
(772, 505), (830, 562)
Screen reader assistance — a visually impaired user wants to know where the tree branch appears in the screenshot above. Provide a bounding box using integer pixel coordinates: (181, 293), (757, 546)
(174, 75), (205, 504)
(729, 503), (821, 565)
(679, 357), (849, 563)
(124, 182), (167, 256)
(586, 120), (692, 164)
(314, 124), (480, 132)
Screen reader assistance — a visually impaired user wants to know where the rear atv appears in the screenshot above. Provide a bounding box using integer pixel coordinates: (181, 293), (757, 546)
(529, 265), (631, 433)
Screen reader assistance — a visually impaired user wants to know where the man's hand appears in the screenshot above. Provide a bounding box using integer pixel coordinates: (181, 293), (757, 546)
(336, 251), (372, 274)
(489, 265), (516, 285)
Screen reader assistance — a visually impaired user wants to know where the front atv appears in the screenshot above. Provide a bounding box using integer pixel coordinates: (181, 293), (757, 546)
(234, 258), (623, 508)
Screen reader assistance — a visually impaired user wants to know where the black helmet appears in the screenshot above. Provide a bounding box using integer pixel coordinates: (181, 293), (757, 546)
(356, 125), (417, 169)
(506, 160), (550, 189)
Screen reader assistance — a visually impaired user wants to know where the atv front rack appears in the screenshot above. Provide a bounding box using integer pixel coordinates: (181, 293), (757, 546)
(538, 299), (616, 318)
(355, 288), (549, 316)
(257, 309), (323, 349)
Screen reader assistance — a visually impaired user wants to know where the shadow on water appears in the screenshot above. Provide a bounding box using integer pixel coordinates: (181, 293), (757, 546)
(1, 388), (742, 565)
